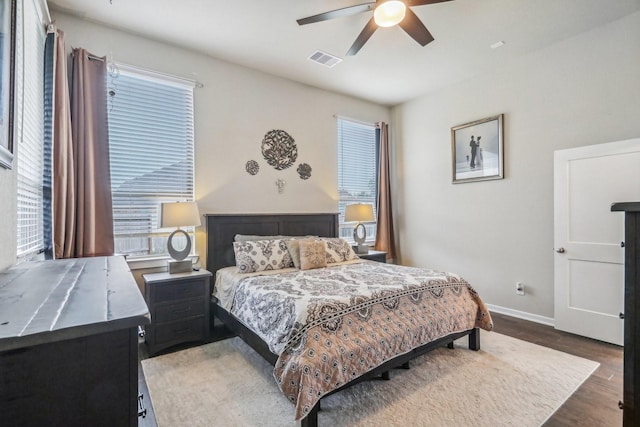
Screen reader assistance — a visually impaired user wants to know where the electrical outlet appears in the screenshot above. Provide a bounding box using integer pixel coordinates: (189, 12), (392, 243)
(516, 282), (525, 296)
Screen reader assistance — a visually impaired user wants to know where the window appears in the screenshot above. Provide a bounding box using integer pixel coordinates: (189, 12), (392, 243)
(337, 118), (378, 243)
(16, 0), (46, 260)
(107, 64), (195, 258)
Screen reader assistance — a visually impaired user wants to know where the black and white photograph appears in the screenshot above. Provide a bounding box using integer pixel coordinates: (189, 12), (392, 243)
(451, 114), (504, 183)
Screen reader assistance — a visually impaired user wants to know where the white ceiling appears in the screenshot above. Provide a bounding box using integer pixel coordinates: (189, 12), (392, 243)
(48, 0), (640, 106)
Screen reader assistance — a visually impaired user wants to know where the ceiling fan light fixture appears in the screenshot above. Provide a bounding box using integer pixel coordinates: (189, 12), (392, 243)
(374, 1), (407, 27)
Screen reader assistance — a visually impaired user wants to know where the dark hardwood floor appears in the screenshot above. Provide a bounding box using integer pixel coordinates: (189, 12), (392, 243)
(491, 312), (623, 426)
(136, 313), (623, 426)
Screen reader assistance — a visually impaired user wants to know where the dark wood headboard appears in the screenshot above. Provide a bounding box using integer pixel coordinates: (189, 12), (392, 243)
(204, 213), (339, 275)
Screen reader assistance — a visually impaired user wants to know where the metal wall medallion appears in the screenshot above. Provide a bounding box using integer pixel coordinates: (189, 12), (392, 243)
(245, 160), (259, 175)
(297, 163), (312, 180)
(261, 129), (298, 170)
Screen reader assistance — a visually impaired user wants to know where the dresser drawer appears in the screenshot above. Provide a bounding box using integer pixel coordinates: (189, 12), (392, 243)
(153, 317), (205, 346)
(152, 279), (205, 303)
(154, 298), (205, 323)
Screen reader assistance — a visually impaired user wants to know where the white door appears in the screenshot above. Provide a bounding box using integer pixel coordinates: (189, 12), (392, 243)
(554, 138), (640, 345)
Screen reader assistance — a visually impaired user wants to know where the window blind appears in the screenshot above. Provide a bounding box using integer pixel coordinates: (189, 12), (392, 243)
(16, 0), (46, 259)
(107, 64), (195, 257)
(337, 118), (378, 243)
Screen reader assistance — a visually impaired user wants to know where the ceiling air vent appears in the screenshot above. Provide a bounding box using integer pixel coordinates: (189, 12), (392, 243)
(307, 50), (342, 68)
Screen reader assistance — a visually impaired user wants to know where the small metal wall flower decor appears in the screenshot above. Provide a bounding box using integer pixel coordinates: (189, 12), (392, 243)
(261, 129), (298, 170)
(297, 163), (312, 180)
(245, 160), (259, 175)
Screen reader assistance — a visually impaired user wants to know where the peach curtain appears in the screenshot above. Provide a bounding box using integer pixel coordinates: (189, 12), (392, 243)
(374, 122), (396, 260)
(53, 41), (114, 258)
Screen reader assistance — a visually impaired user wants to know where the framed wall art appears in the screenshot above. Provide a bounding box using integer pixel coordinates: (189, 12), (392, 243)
(0, 0), (16, 169)
(451, 114), (504, 183)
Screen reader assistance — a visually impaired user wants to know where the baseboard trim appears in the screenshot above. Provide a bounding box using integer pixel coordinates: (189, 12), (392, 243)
(486, 304), (555, 327)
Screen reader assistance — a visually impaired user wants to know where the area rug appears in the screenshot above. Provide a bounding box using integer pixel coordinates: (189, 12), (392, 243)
(142, 333), (599, 427)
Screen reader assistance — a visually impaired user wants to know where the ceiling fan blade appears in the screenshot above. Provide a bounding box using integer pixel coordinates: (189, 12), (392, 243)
(346, 17), (378, 56)
(399, 8), (434, 46)
(406, 0), (453, 6)
(297, 2), (375, 26)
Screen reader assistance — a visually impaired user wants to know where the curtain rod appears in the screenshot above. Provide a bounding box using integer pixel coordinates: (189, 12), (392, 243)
(71, 50), (205, 88)
(70, 49), (106, 62)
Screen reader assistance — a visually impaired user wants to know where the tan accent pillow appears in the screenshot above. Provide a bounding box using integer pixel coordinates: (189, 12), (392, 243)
(285, 239), (302, 269)
(316, 237), (359, 264)
(299, 240), (328, 270)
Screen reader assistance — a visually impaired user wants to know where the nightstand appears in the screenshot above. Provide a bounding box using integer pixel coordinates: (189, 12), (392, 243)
(143, 269), (212, 356)
(358, 250), (387, 263)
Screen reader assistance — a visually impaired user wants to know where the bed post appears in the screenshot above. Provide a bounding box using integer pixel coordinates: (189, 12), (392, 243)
(469, 327), (480, 351)
(300, 403), (319, 427)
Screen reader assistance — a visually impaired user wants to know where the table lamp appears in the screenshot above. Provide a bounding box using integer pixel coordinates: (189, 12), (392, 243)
(344, 203), (375, 254)
(161, 201), (201, 273)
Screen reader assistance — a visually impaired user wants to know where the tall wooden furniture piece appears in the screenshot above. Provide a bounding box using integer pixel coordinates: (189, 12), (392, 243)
(611, 202), (640, 426)
(143, 269), (212, 356)
(0, 256), (150, 427)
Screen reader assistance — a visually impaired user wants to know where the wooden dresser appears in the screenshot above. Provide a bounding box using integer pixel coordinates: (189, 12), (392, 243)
(0, 256), (150, 427)
(611, 202), (640, 426)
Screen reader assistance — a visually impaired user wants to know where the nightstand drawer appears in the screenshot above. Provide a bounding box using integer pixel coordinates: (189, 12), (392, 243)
(153, 279), (205, 303)
(358, 250), (387, 263)
(154, 298), (206, 323)
(154, 317), (205, 345)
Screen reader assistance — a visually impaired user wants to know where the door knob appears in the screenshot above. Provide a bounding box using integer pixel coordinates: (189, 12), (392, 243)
(556, 247), (565, 253)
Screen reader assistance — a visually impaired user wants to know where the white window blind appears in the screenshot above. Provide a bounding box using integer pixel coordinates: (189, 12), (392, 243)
(337, 118), (378, 243)
(107, 64), (195, 258)
(16, 0), (46, 259)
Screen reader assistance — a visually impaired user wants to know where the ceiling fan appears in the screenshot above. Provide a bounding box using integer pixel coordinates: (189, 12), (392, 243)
(297, 0), (452, 56)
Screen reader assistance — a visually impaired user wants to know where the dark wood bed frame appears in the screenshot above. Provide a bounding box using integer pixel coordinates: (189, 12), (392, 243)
(205, 213), (480, 427)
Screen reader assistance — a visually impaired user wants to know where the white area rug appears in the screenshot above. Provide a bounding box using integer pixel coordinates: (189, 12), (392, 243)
(142, 333), (599, 427)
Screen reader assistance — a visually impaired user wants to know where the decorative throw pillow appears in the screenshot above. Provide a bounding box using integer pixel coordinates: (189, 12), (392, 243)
(299, 240), (328, 270)
(317, 238), (359, 264)
(233, 239), (294, 273)
(285, 239), (302, 269)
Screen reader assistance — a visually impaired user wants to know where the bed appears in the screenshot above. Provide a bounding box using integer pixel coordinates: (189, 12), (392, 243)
(205, 213), (493, 427)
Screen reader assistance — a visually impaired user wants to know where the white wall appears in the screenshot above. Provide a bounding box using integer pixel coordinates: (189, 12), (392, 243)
(52, 11), (391, 266)
(392, 11), (640, 319)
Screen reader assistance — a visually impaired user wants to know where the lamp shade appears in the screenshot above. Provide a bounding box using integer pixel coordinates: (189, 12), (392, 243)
(374, 0), (407, 27)
(161, 201), (201, 228)
(344, 204), (375, 223)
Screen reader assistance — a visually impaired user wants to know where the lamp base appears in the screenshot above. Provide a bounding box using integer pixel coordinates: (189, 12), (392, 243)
(353, 244), (370, 254)
(168, 259), (192, 274)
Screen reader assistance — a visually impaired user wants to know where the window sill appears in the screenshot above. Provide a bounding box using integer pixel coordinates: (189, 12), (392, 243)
(124, 254), (199, 271)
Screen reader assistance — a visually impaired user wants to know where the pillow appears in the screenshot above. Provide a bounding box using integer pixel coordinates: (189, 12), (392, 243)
(233, 239), (294, 273)
(285, 239), (302, 269)
(299, 240), (328, 271)
(317, 237), (359, 264)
